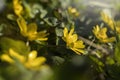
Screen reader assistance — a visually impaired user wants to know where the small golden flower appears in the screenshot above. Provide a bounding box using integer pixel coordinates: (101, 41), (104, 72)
(62, 27), (85, 54)
(1, 48), (47, 70)
(68, 7), (80, 17)
(17, 16), (48, 41)
(92, 25), (115, 43)
(13, 0), (23, 16)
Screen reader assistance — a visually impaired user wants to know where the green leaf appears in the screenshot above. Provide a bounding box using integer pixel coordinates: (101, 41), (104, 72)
(106, 57), (115, 65)
(53, 9), (62, 21)
(90, 56), (104, 67)
(0, 76), (4, 80)
(89, 56), (104, 72)
(114, 42), (120, 65)
(0, 37), (30, 55)
(55, 28), (63, 37)
(106, 64), (120, 80)
(52, 56), (65, 65)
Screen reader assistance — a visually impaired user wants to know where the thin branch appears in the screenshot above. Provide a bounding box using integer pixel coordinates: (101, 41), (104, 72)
(79, 36), (109, 55)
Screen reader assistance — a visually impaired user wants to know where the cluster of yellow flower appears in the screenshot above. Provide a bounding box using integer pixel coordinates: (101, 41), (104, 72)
(2, 0), (119, 70)
(13, 0), (48, 41)
(1, 0), (85, 70)
(62, 27), (85, 55)
(92, 12), (120, 43)
(0, 0), (48, 70)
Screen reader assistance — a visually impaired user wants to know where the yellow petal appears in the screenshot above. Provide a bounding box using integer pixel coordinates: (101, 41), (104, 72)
(63, 27), (68, 37)
(14, 4), (23, 16)
(67, 34), (78, 44)
(36, 38), (48, 41)
(101, 27), (107, 34)
(13, 0), (23, 16)
(31, 57), (46, 67)
(1, 54), (14, 63)
(101, 12), (114, 30)
(25, 57), (46, 69)
(107, 37), (116, 42)
(36, 31), (48, 41)
(116, 27), (120, 33)
(22, 22), (48, 41)
(71, 34), (78, 42)
(99, 27), (108, 39)
(27, 34), (37, 41)
(28, 50), (37, 61)
(27, 23), (37, 34)
(71, 48), (84, 55)
(37, 30), (48, 37)
(69, 28), (74, 36)
(17, 17), (27, 36)
(101, 37), (116, 43)
(74, 40), (85, 48)
(115, 21), (120, 33)
(9, 49), (25, 63)
(93, 25), (100, 34)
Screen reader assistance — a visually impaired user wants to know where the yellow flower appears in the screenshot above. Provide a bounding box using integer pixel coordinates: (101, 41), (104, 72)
(62, 27), (85, 54)
(1, 48), (47, 70)
(24, 50), (46, 70)
(101, 12), (120, 34)
(92, 25), (115, 43)
(63, 27), (77, 46)
(68, 7), (80, 17)
(13, 0), (23, 16)
(17, 17), (48, 41)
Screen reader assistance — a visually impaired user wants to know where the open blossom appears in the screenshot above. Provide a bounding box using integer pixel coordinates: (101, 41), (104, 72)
(92, 25), (115, 43)
(17, 16), (48, 41)
(1, 48), (47, 70)
(62, 27), (85, 55)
